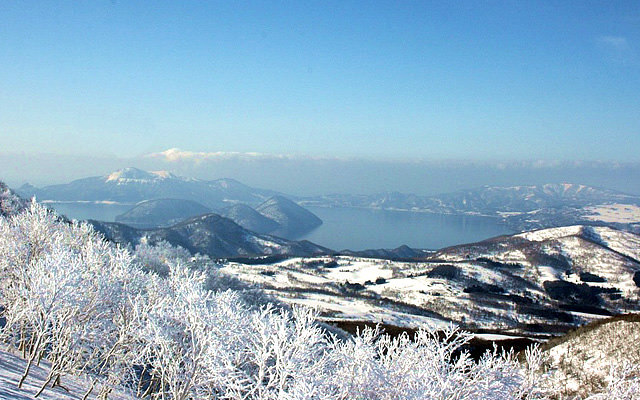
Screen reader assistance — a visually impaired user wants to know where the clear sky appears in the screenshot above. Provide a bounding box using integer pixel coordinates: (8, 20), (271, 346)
(0, 1), (639, 162)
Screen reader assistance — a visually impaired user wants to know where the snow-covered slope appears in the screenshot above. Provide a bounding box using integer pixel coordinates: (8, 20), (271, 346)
(0, 182), (26, 218)
(220, 225), (640, 337)
(543, 314), (640, 398)
(0, 348), (134, 400)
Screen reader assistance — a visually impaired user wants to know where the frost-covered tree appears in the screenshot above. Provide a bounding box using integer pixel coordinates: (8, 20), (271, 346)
(137, 265), (226, 400)
(134, 239), (275, 308)
(0, 202), (148, 396)
(318, 326), (549, 400)
(0, 181), (26, 218)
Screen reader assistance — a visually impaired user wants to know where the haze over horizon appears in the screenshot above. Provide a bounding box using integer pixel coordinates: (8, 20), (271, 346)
(3, 150), (640, 197)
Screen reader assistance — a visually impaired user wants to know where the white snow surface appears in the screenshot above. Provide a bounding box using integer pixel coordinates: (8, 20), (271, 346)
(0, 349), (134, 400)
(589, 226), (640, 261)
(516, 225), (584, 242)
(546, 318), (640, 398)
(584, 203), (640, 223)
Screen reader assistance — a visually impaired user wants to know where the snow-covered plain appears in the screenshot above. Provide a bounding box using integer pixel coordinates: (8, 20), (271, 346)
(584, 203), (640, 223)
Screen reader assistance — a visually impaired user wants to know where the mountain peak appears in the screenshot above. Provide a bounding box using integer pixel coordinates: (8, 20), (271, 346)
(105, 167), (178, 182)
(106, 167), (154, 182)
(150, 170), (177, 179)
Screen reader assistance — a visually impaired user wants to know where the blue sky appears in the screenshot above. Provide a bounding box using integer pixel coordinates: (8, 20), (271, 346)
(1, 1), (639, 161)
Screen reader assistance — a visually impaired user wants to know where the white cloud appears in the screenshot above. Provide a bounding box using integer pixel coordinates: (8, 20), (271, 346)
(146, 148), (287, 163)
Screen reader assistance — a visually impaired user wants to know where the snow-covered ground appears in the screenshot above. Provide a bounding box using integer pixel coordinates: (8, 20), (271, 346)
(0, 349), (134, 400)
(584, 203), (640, 223)
(515, 225), (584, 242)
(545, 317), (640, 398)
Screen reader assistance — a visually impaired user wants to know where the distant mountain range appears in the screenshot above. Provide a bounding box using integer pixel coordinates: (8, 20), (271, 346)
(19, 170), (640, 233)
(17, 167), (279, 210)
(3, 178), (329, 258)
(303, 183), (640, 211)
(301, 183), (640, 232)
(14, 170), (640, 249)
(18, 168), (323, 237)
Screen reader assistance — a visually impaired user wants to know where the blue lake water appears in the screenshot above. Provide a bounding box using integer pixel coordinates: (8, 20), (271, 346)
(46, 202), (513, 251)
(45, 202), (134, 222)
(295, 206), (514, 251)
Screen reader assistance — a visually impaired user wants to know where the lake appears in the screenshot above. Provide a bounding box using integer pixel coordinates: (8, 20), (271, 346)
(44, 201), (134, 222)
(45, 202), (514, 251)
(294, 206), (513, 251)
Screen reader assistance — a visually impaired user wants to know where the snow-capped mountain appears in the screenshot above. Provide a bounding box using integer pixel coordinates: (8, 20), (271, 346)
(17, 169), (324, 234)
(433, 183), (639, 212)
(304, 183), (640, 212)
(219, 225), (640, 337)
(17, 167), (279, 210)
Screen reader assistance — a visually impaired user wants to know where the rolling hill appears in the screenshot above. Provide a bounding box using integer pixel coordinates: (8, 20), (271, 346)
(220, 203), (281, 234)
(256, 196), (323, 237)
(219, 225), (640, 337)
(115, 198), (212, 228)
(89, 213), (331, 258)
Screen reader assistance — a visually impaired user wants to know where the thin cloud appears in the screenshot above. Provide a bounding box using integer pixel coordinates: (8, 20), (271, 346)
(596, 35), (636, 64)
(598, 36), (630, 50)
(145, 148), (347, 163)
(143, 149), (637, 171)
